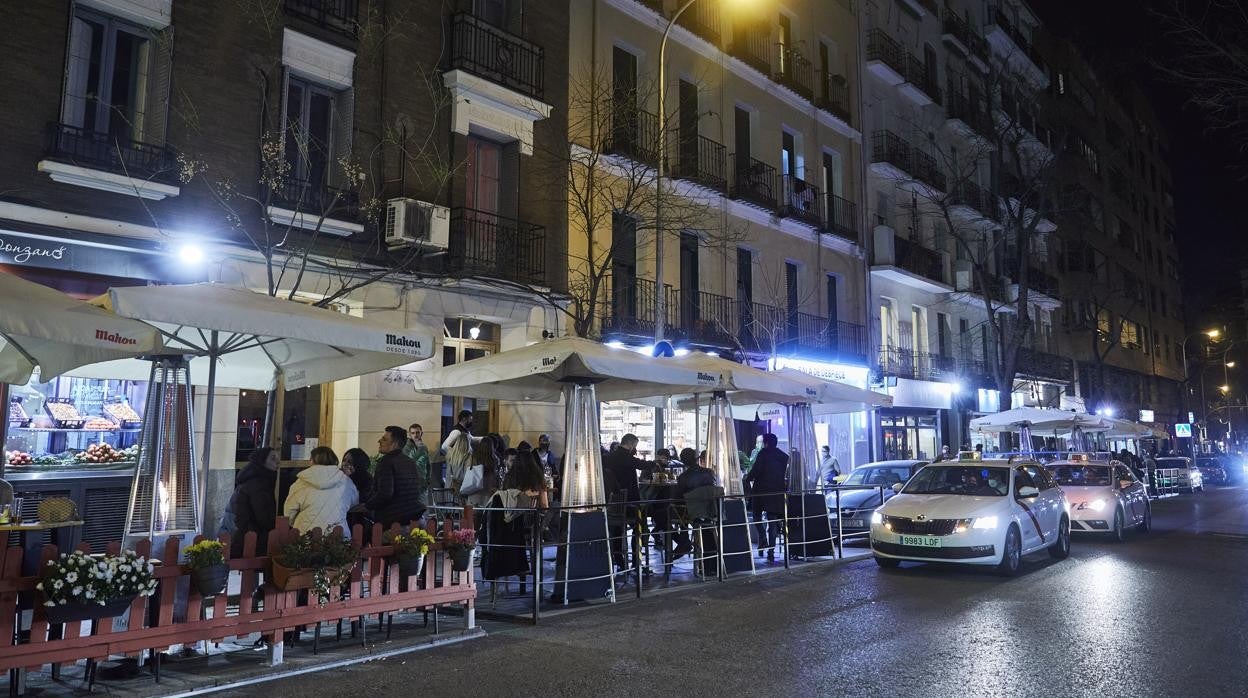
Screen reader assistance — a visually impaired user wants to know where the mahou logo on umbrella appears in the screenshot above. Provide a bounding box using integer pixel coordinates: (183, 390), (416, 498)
(95, 329), (138, 346)
(384, 333), (425, 355)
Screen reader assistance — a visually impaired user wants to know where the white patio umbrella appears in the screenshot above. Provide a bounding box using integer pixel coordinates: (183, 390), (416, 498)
(0, 273), (163, 384)
(969, 407), (1106, 433)
(83, 283), (435, 531)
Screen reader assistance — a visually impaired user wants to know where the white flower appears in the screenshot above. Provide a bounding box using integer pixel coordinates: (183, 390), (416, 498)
(72, 586), (82, 595)
(58, 599), (67, 605)
(85, 589), (95, 599)
(35, 582), (43, 591)
(66, 572), (77, 583)
(53, 580), (63, 590)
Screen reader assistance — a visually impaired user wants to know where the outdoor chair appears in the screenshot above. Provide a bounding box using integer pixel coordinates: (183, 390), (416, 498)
(682, 485), (725, 579)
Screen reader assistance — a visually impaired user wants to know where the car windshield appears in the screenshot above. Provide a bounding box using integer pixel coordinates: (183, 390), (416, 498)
(902, 465), (1009, 496)
(1196, 459), (1221, 469)
(1156, 458), (1189, 469)
(843, 466), (911, 487)
(1046, 464), (1112, 486)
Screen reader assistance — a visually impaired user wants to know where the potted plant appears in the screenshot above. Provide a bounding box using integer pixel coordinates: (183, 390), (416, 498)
(183, 540), (229, 597)
(271, 532), (358, 606)
(443, 528), (477, 572)
(384, 528), (435, 578)
(37, 550), (158, 624)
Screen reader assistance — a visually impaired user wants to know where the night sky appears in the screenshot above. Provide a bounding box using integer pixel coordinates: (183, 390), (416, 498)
(1036, 0), (1245, 326)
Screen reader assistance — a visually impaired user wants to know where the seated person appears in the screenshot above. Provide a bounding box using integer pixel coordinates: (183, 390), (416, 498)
(668, 448), (720, 560)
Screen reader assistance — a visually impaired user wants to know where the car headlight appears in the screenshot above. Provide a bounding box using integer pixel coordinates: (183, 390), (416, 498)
(870, 511), (883, 525)
(1089, 499), (1106, 512)
(972, 516), (999, 529)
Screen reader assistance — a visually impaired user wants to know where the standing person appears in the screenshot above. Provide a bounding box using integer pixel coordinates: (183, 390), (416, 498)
(603, 433), (650, 572)
(405, 423), (432, 499)
(743, 433), (789, 563)
(230, 447), (279, 557)
(366, 426), (425, 528)
(817, 445), (841, 485)
(455, 437), (499, 509)
(442, 410), (480, 496)
(283, 446), (358, 537)
(535, 434), (558, 485)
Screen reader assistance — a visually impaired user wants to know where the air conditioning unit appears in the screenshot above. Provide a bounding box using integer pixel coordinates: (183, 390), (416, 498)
(384, 198), (449, 250)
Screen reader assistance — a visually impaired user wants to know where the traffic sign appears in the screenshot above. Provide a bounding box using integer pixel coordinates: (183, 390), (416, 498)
(1174, 423), (1193, 438)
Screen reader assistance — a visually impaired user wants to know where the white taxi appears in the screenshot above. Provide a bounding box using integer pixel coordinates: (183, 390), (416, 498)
(870, 455), (1071, 576)
(1044, 457), (1151, 541)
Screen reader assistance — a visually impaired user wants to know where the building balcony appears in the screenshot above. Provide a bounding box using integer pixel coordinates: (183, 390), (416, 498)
(866, 29), (907, 86)
(266, 177), (363, 237)
(1017, 347), (1072, 382)
(870, 129), (912, 181)
(786, 315), (869, 363)
(985, 4), (1047, 88)
(899, 54), (942, 106)
(447, 207), (546, 286)
(43, 122), (179, 189)
(671, 287), (737, 348)
(910, 149), (947, 193)
(824, 193), (859, 244)
(283, 0), (358, 37)
(781, 174), (822, 228)
(671, 134), (728, 193)
(737, 300), (785, 353)
(675, 0), (722, 44)
(602, 276), (675, 340)
(941, 10), (989, 70)
(879, 346), (960, 382)
(945, 88), (994, 142)
(871, 227), (951, 293)
(774, 45), (815, 101)
(606, 104), (660, 166)
(449, 12), (545, 100)
(730, 22), (771, 75)
(817, 72), (853, 126)
(948, 180), (996, 222)
(731, 155), (779, 211)
(1006, 262), (1061, 308)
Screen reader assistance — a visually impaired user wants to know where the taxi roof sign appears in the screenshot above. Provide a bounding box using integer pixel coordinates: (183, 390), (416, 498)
(957, 451), (983, 462)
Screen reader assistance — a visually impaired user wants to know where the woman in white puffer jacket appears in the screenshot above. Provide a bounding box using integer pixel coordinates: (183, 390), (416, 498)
(284, 447), (358, 536)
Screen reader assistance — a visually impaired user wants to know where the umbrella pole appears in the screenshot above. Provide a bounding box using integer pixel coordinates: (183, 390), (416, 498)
(198, 332), (218, 534)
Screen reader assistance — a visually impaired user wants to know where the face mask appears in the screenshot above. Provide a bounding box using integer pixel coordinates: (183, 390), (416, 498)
(987, 478), (999, 488)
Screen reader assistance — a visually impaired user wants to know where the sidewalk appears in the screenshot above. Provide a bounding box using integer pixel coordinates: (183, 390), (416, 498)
(12, 609), (483, 697)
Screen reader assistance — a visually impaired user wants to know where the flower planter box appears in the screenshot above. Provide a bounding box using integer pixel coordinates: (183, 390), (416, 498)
(449, 548), (473, 572)
(44, 595), (135, 624)
(188, 563), (229, 597)
(395, 553), (425, 579)
(269, 560), (353, 591)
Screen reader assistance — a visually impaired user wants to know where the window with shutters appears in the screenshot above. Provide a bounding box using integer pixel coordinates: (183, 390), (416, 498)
(41, 5), (179, 197)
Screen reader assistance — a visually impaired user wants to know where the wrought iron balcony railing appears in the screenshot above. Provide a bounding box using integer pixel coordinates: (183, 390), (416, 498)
(675, 0), (721, 44)
(866, 29), (907, 77)
(283, 0), (358, 37)
(825, 193), (859, 243)
(775, 45), (815, 100)
(941, 9), (988, 62)
(447, 207), (546, 286)
(782, 175), (822, 228)
(910, 149), (947, 192)
(817, 73), (853, 124)
(45, 122), (178, 183)
(871, 129), (912, 175)
(671, 134), (728, 193)
(269, 177), (361, 221)
(903, 54), (943, 104)
(449, 12), (545, 100)
(602, 276), (675, 338)
(946, 87), (994, 138)
(606, 104), (660, 166)
(891, 235), (945, 284)
(730, 22), (771, 75)
(732, 155), (779, 211)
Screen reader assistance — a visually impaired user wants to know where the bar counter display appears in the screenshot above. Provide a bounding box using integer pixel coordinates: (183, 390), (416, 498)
(4, 374), (146, 472)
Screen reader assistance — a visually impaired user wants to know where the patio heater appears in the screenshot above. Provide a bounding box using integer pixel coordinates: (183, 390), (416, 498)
(786, 403), (833, 557)
(124, 356), (199, 552)
(554, 381), (614, 604)
(705, 391), (753, 574)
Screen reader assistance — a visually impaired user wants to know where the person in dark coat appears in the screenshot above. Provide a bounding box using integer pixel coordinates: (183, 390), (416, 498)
(230, 447), (278, 557)
(482, 457), (549, 582)
(743, 433), (789, 562)
(366, 426), (426, 527)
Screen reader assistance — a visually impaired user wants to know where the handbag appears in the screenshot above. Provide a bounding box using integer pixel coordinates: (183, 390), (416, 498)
(459, 464), (486, 496)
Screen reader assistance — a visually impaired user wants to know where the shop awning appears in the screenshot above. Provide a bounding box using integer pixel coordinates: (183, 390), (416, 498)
(0, 273), (163, 384)
(80, 283), (433, 390)
(969, 407), (1109, 433)
(413, 336), (717, 403)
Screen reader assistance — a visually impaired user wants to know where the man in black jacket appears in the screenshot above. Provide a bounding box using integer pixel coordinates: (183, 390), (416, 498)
(367, 426), (426, 527)
(603, 433), (652, 571)
(743, 433), (789, 562)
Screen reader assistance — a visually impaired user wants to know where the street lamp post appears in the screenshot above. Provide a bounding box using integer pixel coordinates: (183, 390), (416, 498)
(653, 0), (700, 345)
(1181, 329), (1220, 443)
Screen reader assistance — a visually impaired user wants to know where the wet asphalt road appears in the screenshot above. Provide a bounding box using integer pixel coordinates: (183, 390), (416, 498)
(239, 486), (1248, 697)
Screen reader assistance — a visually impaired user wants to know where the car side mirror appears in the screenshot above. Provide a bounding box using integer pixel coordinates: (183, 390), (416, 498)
(1017, 486), (1039, 498)
(891, 482), (904, 493)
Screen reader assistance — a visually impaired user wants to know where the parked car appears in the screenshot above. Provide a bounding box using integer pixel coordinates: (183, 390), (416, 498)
(1154, 456), (1204, 493)
(1195, 457), (1228, 486)
(870, 457), (1071, 576)
(826, 460), (926, 535)
(1045, 460), (1151, 540)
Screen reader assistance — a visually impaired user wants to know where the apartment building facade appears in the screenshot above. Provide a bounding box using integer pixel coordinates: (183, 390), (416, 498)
(0, 0), (570, 530)
(572, 0), (875, 467)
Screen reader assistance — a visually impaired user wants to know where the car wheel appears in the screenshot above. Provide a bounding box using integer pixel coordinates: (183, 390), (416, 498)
(874, 555), (900, 569)
(996, 525), (1022, 576)
(1111, 508), (1126, 543)
(1049, 516), (1071, 559)
(1138, 504), (1152, 533)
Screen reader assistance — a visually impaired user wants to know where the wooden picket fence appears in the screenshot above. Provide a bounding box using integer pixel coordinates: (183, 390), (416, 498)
(0, 510), (477, 680)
